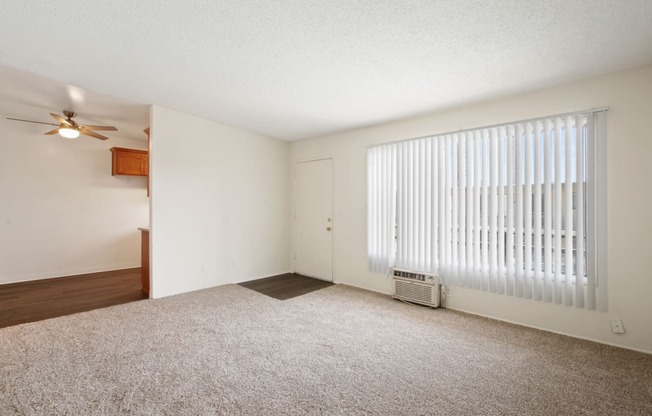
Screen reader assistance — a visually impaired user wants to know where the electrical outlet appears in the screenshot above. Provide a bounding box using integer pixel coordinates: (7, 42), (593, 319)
(610, 318), (625, 334)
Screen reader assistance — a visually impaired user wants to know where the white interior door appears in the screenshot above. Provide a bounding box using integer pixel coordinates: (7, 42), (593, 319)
(295, 159), (333, 282)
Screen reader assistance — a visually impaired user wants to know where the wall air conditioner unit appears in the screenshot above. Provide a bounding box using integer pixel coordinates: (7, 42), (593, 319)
(392, 268), (440, 308)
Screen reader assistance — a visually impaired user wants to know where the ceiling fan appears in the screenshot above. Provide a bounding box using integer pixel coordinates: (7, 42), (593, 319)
(6, 110), (118, 140)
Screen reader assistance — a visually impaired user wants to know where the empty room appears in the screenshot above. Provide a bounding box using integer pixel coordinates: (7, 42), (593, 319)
(1, 1), (651, 415)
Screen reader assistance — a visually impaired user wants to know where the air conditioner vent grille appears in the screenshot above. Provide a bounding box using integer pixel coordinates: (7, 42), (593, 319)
(392, 268), (440, 308)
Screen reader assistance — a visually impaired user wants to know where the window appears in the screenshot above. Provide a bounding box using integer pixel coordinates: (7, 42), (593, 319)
(368, 109), (607, 310)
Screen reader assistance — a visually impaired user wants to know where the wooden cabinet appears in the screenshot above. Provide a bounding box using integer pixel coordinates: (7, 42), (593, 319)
(110, 147), (148, 176)
(139, 228), (150, 296)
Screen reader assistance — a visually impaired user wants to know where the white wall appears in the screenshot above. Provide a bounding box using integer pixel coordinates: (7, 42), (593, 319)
(291, 65), (652, 353)
(150, 105), (291, 298)
(0, 118), (149, 283)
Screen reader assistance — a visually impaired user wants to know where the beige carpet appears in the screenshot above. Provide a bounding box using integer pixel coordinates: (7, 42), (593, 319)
(1, 284), (650, 415)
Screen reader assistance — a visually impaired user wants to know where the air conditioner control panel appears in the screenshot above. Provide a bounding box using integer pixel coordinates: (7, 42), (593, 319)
(392, 269), (437, 284)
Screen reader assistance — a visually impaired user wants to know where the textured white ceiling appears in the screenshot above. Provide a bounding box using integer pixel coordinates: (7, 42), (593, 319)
(0, 65), (149, 142)
(1, 1), (651, 141)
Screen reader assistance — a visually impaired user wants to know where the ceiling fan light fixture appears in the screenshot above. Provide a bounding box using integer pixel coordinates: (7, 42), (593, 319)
(58, 127), (80, 139)
(6, 111), (116, 140)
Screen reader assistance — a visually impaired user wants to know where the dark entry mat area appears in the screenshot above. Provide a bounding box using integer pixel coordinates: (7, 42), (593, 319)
(238, 273), (333, 300)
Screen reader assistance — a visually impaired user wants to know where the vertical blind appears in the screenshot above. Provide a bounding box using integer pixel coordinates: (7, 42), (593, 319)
(368, 109), (607, 310)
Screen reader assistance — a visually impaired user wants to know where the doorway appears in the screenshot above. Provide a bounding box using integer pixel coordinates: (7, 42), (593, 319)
(294, 159), (333, 282)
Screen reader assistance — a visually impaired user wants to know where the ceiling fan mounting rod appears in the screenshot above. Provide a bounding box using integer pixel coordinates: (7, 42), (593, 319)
(63, 110), (76, 119)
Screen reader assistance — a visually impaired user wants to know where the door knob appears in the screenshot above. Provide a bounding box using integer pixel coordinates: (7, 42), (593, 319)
(326, 227), (332, 231)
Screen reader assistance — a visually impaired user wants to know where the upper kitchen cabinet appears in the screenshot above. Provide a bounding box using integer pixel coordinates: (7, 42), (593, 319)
(110, 147), (148, 176)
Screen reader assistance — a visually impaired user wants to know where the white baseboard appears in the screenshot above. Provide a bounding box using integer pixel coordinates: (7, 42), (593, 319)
(445, 305), (652, 355)
(0, 262), (141, 285)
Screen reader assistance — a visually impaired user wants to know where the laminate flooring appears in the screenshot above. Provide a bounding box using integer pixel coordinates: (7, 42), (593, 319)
(0, 268), (146, 328)
(1, 270), (331, 328)
(238, 273), (333, 300)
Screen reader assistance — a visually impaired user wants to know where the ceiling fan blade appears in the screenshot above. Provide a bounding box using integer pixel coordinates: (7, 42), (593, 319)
(50, 113), (72, 126)
(79, 125), (118, 131)
(6, 117), (59, 126)
(44, 128), (59, 135)
(79, 128), (108, 140)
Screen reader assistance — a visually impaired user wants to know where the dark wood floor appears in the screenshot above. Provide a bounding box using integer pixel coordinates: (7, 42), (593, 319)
(0, 268), (146, 329)
(238, 273), (333, 300)
(1, 270), (331, 328)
